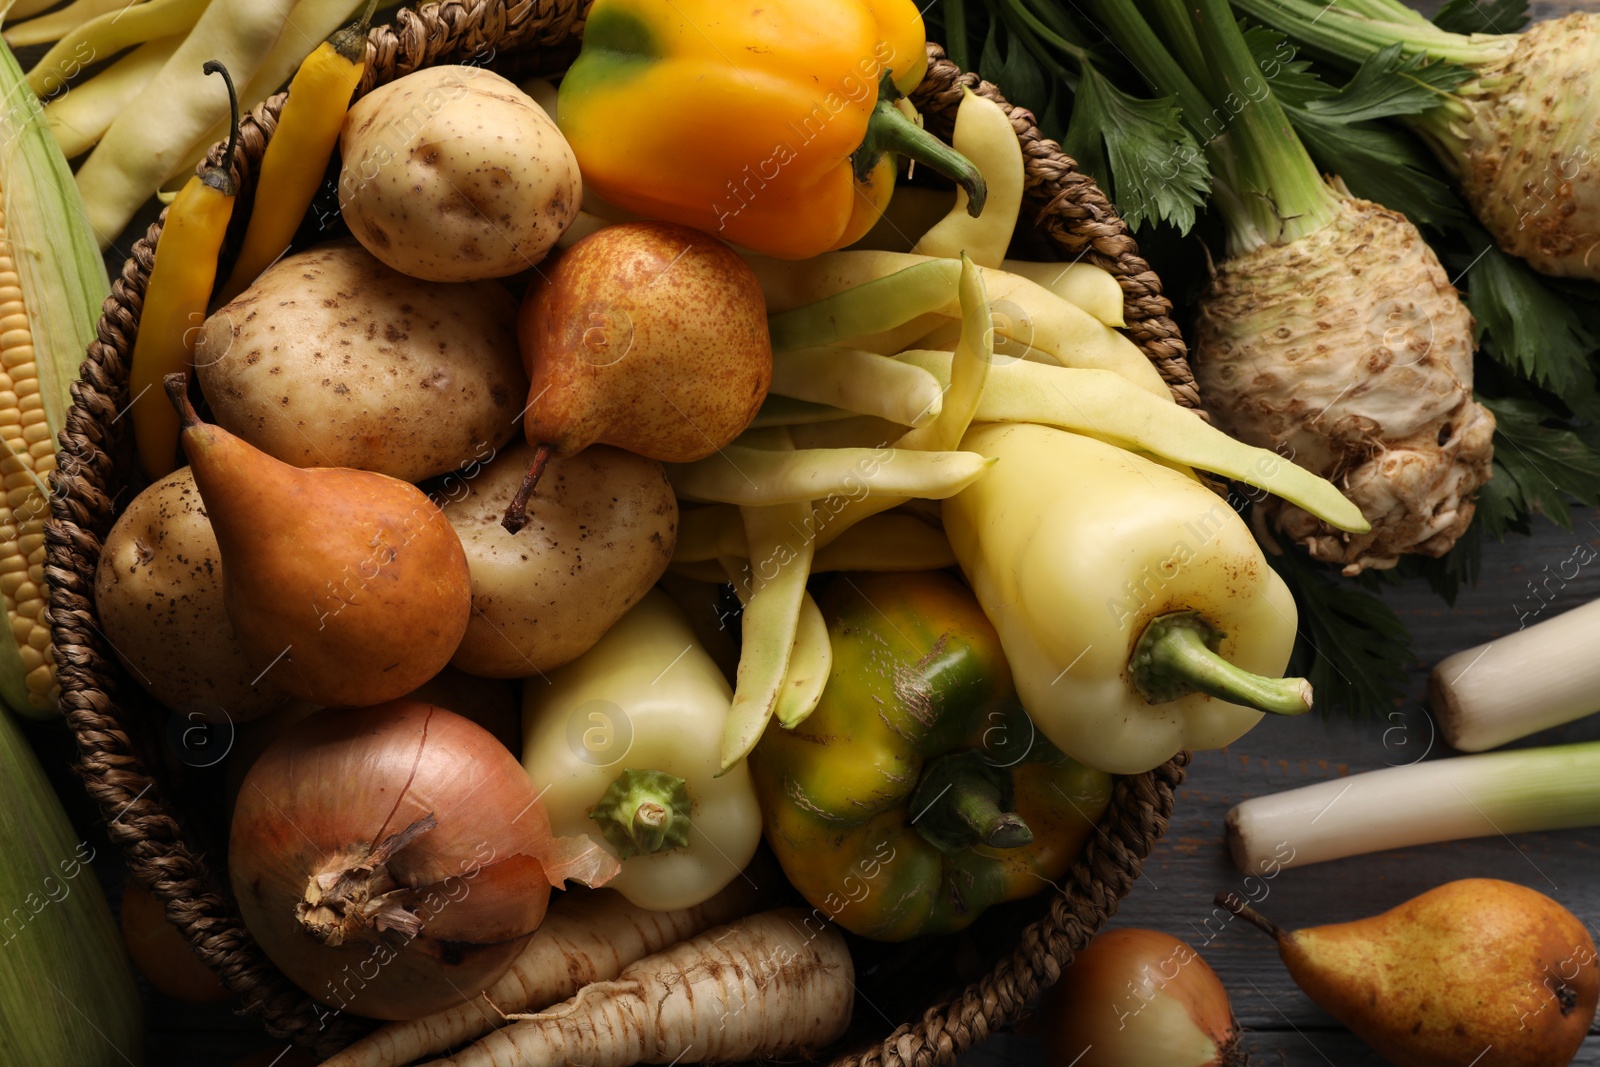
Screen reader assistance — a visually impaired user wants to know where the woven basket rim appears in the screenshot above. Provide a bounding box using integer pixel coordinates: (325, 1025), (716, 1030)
(46, 3), (1194, 1061)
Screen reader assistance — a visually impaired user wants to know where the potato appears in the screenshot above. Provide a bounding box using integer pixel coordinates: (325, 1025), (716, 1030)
(94, 467), (289, 723)
(338, 65), (580, 281)
(196, 240), (526, 482)
(444, 440), (677, 677)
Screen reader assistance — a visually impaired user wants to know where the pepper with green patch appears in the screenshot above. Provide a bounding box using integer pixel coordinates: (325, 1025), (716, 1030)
(748, 570), (1111, 942)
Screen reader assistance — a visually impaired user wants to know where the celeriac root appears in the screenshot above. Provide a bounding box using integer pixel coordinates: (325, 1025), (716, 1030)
(1193, 194), (1492, 573)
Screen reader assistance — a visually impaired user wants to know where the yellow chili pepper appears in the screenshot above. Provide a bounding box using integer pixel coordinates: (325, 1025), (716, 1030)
(128, 60), (240, 479)
(216, 0), (375, 305)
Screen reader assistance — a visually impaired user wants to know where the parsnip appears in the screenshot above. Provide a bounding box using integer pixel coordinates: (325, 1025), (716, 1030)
(429, 909), (853, 1067)
(322, 881), (761, 1067)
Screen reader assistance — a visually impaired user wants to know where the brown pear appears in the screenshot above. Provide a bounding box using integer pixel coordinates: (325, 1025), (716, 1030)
(165, 374), (472, 707)
(503, 220), (770, 531)
(1220, 880), (1599, 1067)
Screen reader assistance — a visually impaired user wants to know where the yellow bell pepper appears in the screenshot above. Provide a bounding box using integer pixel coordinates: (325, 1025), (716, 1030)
(556, 0), (985, 259)
(944, 423), (1311, 775)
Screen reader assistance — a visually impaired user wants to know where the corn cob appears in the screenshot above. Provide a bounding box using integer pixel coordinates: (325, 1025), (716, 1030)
(0, 703), (145, 1063)
(0, 40), (110, 718)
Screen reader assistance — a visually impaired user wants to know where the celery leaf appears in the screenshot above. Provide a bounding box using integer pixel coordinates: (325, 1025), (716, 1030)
(1301, 44), (1470, 122)
(1461, 234), (1598, 397)
(1477, 397), (1600, 537)
(1289, 111), (1467, 229)
(1241, 23), (1331, 107)
(1061, 64), (1211, 233)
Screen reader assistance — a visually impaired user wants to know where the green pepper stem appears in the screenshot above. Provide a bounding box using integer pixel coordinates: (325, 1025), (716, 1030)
(911, 751), (1034, 854)
(588, 768), (692, 860)
(854, 71), (987, 218)
(1131, 611), (1312, 715)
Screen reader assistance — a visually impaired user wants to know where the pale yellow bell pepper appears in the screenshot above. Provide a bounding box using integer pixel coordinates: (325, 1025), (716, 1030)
(521, 590), (762, 910)
(943, 422), (1311, 775)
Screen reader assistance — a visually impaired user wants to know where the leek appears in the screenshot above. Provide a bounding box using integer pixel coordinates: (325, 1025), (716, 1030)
(1430, 598), (1600, 753)
(1226, 741), (1600, 874)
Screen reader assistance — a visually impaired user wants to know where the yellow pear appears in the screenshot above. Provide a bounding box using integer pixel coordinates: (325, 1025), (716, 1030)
(502, 220), (770, 532)
(165, 374), (472, 707)
(1222, 879), (1598, 1067)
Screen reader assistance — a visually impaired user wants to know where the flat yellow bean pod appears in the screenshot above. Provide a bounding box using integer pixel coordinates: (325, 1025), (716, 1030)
(912, 87), (1023, 268)
(772, 345), (942, 427)
(897, 350), (1370, 532)
(667, 444), (992, 507)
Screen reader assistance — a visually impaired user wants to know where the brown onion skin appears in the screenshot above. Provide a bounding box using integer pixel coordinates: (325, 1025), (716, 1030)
(1041, 928), (1242, 1067)
(230, 700), (554, 1020)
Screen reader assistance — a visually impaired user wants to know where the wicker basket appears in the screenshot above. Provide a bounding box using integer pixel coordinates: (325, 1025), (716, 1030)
(47, 1), (1195, 1060)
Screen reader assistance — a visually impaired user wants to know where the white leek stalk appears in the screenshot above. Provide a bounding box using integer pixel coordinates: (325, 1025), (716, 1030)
(1226, 741), (1600, 874)
(1431, 599), (1600, 752)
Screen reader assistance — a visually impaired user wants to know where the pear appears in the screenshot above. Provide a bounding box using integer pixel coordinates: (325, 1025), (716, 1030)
(444, 439), (677, 677)
(1220, 879), (1599, 1067)
(165, 374), (472, 707)
(502, 220), (771, 532)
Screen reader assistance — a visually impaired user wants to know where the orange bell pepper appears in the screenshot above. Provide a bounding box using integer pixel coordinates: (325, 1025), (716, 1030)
(556, 0), (985, 258)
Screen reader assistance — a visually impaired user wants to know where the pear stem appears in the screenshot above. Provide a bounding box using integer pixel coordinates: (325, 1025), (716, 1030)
(1216, 891), (1285, 943)
(163, 372), (201, 429)
(501, 443), (554, 535)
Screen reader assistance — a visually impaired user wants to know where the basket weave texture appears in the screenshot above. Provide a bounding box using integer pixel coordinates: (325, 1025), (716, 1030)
(47, 1), (1195, 1061)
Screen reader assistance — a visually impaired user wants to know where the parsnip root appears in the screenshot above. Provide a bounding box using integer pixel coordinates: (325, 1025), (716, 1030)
(430, 908), (854, 1067)
(321, 879), (762, 1067)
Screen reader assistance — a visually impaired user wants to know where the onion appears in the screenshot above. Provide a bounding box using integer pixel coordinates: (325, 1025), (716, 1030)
(119, 880), (231, 1005)
(230, 700), (617, 1021)
(1041, 928), (1242, 1067)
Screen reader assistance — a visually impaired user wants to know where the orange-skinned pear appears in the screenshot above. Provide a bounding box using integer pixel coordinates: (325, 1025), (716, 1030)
(165, 374), (472, 707)
(1221, 879), (1598, 1067)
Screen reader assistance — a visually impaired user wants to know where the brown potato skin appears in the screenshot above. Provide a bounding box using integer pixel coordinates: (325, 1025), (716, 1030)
(196, 240), (525, 482)
(444, 440), (678, 677)
(93, 467), (290, 723)
(338, 65), (580, 281)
